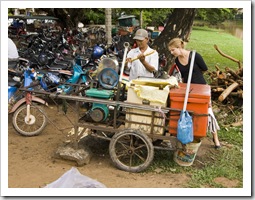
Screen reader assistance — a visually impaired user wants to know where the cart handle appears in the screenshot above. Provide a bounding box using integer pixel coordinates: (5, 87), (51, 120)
(119, 42), (130, 82)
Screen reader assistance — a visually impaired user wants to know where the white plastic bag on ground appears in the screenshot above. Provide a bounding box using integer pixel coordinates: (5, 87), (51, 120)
(44, 167), (106, 188)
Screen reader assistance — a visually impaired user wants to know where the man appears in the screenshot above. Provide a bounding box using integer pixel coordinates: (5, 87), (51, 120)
(125, 29), (158, 81)
(8, 38), (19, 61)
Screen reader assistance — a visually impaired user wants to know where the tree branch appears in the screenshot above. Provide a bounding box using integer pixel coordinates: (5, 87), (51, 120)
(214, 44), (242, 69)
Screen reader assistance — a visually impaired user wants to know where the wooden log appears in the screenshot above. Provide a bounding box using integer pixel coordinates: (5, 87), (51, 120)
(236, 67), (243, 77)
(212, 88), (225, 92)
(228, 79), (236, 83)
(223, 79), (237, 86)
(206, 71), (217, 77)
(224, 81), (229, 86)
(218, 73), (226, 79)
(236, 80), (243, 86)
(218, 82), (239, 102)
(215, 65), (226, 79)
(215, 65), (221, 71)
(229, 91), (243, 98)
(225, 67), (242, 80)
(210, 85), (228, 88)
(225, 79), (243, 87)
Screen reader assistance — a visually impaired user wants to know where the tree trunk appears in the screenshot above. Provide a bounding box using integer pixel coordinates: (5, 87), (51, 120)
(140, 11), (143, 28)
(153, 8), (196, 73)
(105, 8), (112, 47)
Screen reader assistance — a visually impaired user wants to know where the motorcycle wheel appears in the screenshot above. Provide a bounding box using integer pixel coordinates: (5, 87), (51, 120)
(12, 104), (47, 136)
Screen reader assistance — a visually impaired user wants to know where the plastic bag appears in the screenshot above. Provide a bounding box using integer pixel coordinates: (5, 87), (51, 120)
(177, 111), (193, 144)
(169, 64), (182, 83)
(44, 167), (106, 188)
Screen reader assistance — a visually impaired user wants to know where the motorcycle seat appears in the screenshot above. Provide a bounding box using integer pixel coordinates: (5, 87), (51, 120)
(49, 63), (68, 70)
(53, 60), (72, 69)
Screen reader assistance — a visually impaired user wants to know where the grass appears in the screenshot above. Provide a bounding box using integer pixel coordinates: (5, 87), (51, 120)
(186, 131), (243, 188)
(148, 125), (243, 188)
(146, 26), (243, 188)
(185, 26), (243, 71)
(185, 141), (243, 188)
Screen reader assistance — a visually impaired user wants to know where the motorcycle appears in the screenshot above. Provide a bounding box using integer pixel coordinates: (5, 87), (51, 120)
(8, 59), (48, 136)
(38, 56), (93, 95)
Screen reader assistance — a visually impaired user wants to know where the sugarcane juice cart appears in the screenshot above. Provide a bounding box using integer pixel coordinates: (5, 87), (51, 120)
(18, 43), (211, 172)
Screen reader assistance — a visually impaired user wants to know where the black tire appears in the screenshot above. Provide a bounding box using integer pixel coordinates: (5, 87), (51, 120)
(109, 129), (154, 173)
(12, 104), (47, 136)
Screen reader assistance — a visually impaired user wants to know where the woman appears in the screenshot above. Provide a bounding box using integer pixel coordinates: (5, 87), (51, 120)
(168, 38), (221, 149)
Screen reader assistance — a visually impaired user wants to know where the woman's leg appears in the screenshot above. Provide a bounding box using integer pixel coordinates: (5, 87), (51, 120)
(212, 131), (221, 148)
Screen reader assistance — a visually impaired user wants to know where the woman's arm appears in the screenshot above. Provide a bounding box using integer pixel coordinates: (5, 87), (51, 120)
(195, 53), (208, 71)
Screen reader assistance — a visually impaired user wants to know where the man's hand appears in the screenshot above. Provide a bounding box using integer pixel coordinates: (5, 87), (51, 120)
(126, 58), (132, 63)
(138, 53), (145, 63)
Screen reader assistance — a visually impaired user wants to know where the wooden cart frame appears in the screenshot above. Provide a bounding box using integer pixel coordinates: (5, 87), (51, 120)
(18, 81), (207, 173)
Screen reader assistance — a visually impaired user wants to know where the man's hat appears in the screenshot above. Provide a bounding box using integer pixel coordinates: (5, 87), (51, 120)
(133, 29), (148, 40)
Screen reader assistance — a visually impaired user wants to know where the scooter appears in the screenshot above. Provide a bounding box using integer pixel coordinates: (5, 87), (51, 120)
(37, 56), (92, 95)
(8, 59), (48, 136)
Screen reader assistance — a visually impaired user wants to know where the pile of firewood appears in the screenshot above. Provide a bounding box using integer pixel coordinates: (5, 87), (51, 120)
(206, 45), (243, 106)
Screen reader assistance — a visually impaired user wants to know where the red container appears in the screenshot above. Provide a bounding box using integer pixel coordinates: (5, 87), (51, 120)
(169, 83), (211, 138)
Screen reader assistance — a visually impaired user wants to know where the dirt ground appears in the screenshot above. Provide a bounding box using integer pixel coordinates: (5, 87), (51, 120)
(7, 101), (238, 189)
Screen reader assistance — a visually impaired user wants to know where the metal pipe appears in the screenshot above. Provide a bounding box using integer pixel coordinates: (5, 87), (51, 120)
(183, 50), (196, 111)
(18, 87), (182, 113)
(119, 42), (130, 82)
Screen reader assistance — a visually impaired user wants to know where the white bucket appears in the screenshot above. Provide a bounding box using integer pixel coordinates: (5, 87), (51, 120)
(173, 139), (202, 166)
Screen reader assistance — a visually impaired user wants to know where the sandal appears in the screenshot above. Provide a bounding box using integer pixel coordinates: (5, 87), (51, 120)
(213, 138), (221, 149)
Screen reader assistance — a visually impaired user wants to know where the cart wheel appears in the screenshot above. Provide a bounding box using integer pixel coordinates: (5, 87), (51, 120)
(109, 129), (154, 173)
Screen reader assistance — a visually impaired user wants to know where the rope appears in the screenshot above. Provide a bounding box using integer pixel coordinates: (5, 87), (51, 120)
(154, 106), (166, 126)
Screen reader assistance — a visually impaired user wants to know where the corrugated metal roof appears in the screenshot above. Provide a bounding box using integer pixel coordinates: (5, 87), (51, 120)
(118, 15), (136, 20)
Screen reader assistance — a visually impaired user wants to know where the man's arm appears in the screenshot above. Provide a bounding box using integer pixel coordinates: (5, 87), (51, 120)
(139, 51), (159, 73)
